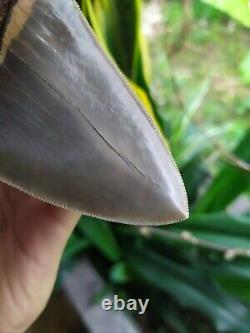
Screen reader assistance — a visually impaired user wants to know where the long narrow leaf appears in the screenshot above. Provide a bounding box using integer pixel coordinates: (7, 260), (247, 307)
(129, 250), (250, 333)
(78, 217), (122, 262)
(195, 130), (250, 212)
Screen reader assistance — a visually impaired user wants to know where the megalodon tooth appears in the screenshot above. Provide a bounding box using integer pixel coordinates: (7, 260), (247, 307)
(0, 0), (189, 225)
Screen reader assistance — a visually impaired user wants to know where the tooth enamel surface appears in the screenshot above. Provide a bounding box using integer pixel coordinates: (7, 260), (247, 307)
(0, 0), (189, 224)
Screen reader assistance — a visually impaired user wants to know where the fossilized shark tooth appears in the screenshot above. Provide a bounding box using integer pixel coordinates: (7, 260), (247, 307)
(0, 0), (189, 225)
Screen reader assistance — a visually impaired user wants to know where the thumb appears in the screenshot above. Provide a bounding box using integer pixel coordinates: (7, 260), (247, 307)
(15, 200), (81, 269)
(0, 189), (81, 333)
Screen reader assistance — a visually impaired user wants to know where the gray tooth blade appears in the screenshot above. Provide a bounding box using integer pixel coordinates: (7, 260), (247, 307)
(0, 0), (189, 225)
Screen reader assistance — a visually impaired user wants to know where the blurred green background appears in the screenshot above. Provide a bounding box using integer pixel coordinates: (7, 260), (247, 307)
(48, 1), (250, 332)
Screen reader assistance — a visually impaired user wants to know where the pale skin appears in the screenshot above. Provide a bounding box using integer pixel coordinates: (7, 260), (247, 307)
(0, 181), (81, 333)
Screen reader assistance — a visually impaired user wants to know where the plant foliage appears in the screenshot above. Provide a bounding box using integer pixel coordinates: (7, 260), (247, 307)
(202, 0), (250, 27)
(63, 1), (250, 332)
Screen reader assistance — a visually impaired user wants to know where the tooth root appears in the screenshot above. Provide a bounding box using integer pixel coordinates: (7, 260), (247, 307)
(0, 0), (189, 225)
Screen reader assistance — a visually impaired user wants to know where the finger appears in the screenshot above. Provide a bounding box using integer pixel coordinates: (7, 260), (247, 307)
(0, 181), (34, 207)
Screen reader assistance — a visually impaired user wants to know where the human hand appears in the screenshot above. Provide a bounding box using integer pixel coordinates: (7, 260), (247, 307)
(0, 181), (81, 333)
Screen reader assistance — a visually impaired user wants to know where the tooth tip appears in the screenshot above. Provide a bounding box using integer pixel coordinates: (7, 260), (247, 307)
(176, 197), (190, 221)
(173, 195), (189, 222)
(179, 207), (190, 221)
(160, 181), (189, 224)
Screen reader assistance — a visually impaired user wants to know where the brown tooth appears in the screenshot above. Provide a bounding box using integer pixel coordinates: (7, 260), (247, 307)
(0, 0), (189, 225)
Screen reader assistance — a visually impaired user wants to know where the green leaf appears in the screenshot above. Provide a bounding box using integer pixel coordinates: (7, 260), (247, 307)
(63, 233), (90, 262)
(82, 0), (152, 90)
(202, 0), (250, 27)
(240, 52), (250, 85)
(181, 78), (211, 137)
(83, 0), (140, 77)
(195, 130), (250, 212)
(129, 249), (250, 333)
(110, 262), (131, 283)
(81, 0), (109, 50)
(170, 212), (250, 250)
(78, 216), (122, 261)
(203, 260), (250, 304)
(181, 156), (209, 205)
(217, 275), (250, 304)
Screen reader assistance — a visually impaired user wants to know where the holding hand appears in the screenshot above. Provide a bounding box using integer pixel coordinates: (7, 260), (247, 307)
(0, 181), (80, 333)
